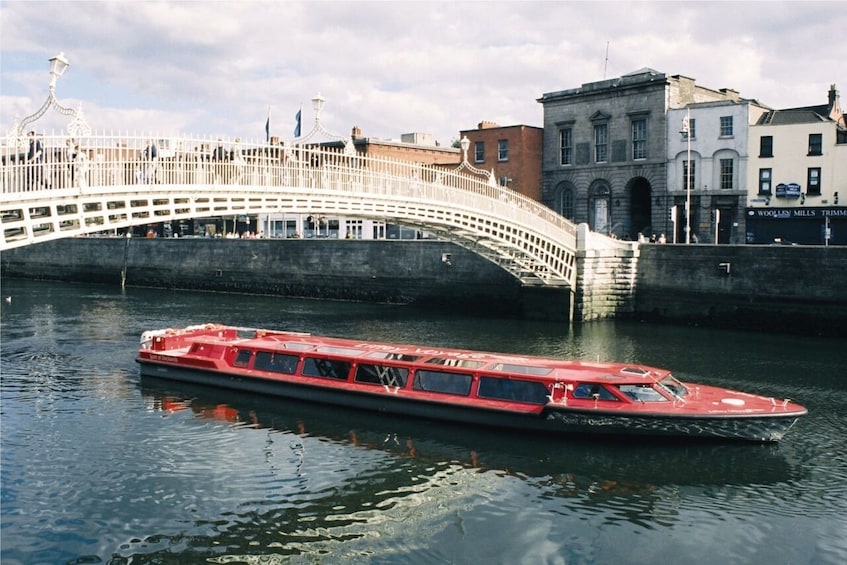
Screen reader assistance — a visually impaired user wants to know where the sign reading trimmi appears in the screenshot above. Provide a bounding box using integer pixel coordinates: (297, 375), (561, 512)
(746, 207), (847, 220)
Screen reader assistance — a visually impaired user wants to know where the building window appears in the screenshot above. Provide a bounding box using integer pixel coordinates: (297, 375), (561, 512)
(760, 136), (773, 157)
(474, 141), (484, 163)
(758, 168), (772, 195)
(808, 133), (823, 156)
(559, 128), (573, 165)
(807, 168), (821, 195)
(632, 119), (647, 160)
(498, 139), (509, 161)
(683, 159), (696, 189)
(720, 159), (734, 189)
(720, 116), (733, 137)
(594, 124), (608, 163)
(561, 188), (574, 220)
(682, 117), (696, 140)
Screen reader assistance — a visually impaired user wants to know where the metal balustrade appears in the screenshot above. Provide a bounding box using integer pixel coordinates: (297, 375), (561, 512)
(1, 133), (585, 286)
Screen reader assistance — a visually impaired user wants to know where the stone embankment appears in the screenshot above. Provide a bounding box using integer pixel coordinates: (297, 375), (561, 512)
(2, 237), (845, 336)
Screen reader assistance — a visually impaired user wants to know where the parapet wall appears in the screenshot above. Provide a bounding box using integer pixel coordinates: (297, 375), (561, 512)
(634, 244), (847, 336)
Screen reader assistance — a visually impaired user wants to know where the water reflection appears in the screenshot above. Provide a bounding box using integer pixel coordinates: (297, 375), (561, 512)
(131, 377), (815, 562)
(3, 280), (846, 565)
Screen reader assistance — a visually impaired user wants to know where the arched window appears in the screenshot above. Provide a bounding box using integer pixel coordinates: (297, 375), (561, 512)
(561, 187), (575, 220)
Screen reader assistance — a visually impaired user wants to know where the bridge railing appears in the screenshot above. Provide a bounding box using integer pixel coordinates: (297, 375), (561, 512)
(2, 132), (575, 234)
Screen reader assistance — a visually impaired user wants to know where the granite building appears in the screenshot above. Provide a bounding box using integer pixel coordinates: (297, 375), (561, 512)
(538, 69), (746, 241)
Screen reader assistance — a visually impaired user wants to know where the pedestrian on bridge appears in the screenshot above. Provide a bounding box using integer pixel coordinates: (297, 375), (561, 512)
(213, 139), (229, 184)
(142, 140), (158, 183)
(26, 131), (43, 190)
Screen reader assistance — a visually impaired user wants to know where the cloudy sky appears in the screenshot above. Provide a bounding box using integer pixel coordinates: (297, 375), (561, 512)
(1, 1), (843, 146)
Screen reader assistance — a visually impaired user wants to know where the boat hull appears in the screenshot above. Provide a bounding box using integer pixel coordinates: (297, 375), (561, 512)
(137, 360), (801, 442)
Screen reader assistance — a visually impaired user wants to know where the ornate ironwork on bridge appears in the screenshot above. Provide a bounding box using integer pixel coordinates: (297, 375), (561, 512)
(1, 133), (585, 288)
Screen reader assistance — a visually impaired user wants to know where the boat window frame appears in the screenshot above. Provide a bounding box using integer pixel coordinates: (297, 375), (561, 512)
(364, 351), (421, 362)
(571, 382), (620, 401)
(617, 384), (670, 402)
(423, 357), (486, 369)
(233, 348), (253, 368)
(412, 369), (473, 396)
(489, 363), (553, 376)
(657, 375), (689, 399)
(354, 363), (410, 387)
(477, 376), (550, 405)
(253, 350), (300, 374)
(301, 356), (353, 381)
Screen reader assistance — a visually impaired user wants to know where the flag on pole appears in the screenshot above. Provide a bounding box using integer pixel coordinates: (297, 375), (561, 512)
(681, 109), (690, 135)
(265, 107), (271, 143)
(294, 107), (302, 137)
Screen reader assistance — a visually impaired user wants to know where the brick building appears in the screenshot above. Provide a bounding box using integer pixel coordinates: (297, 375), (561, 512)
(458, 122), (544, 201)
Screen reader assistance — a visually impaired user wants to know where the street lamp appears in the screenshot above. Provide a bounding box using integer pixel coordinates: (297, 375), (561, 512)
(13, 51), (90, 138)
(312, 93), (326, 120)
(290, 92), (352, 153)
(456, 135), (498, 188)
(680, 108), (692, 244)
(48, 52), (70, 89)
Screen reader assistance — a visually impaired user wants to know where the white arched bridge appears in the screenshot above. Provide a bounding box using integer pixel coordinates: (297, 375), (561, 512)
(0, 133), (605, 289)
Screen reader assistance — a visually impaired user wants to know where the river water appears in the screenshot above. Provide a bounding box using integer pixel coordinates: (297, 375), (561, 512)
(1, 279), (845, 565)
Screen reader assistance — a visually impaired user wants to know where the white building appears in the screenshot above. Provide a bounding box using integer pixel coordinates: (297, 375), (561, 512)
(667, 97), (769, 243)
(745, 84), (847, 245)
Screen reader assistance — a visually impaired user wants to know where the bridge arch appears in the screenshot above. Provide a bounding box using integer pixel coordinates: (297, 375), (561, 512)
(0, 133), (633, 289)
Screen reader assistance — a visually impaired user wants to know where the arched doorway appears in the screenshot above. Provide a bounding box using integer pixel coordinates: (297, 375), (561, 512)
(628, 177), (652, 239)
(588, 181), (611, 234)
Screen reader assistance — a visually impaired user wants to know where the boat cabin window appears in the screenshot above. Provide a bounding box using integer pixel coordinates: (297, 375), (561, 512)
(302, 357), (352, 380)
(317, 346), (365, 357)
(280, 342), (314, 351)
(365, 351), (421, 362)
(424, 357), (485, 369)
(617, 384), (669, 402)
(413, 370), (473, 396)
(477, 377), (549, 405)
(490, 363), (553, 376)
(355, 364), (409, 387)
(572, 383), (619, 401)
(659, 375), (689, 398)
(234, 349), (253, 368)
(254, 351), (299, 374)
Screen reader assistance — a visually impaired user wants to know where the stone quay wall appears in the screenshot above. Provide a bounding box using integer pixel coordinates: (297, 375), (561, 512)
(3, 237), (845, 335)
(634, 244), (847, 336)
(0, 237), (541, 317)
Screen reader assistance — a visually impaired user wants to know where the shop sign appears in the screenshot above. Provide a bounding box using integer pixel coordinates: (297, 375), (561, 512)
(746, 207), (847, 220)
(775, 182), (801, 198)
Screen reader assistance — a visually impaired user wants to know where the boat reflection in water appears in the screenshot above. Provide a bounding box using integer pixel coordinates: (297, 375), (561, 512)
(139, 375), (805, 494)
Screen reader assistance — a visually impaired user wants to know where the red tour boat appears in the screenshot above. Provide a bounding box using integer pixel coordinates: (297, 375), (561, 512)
(136, 324), (807, 442)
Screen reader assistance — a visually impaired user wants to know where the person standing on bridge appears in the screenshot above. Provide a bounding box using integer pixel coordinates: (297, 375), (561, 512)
(26, 131), (43, 190)
(142, 140), (158, 183)
(212, 139), (229, 184)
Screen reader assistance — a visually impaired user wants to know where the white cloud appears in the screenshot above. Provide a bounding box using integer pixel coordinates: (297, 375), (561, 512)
(1, 1), (843, 145)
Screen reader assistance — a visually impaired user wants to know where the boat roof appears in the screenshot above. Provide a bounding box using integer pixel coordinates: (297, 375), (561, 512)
(203, 329), (671, 383)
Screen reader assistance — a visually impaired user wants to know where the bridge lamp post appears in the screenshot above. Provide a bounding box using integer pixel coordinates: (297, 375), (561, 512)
(457, 136), (498, 188)
(14, 52), (90, 137)
(312, 93), (325, 123)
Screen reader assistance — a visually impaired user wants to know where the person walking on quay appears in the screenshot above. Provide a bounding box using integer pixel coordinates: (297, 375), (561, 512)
(26, 131), (43, 190)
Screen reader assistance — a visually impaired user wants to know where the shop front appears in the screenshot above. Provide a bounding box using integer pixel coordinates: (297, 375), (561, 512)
(745, 207), (847, 245)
